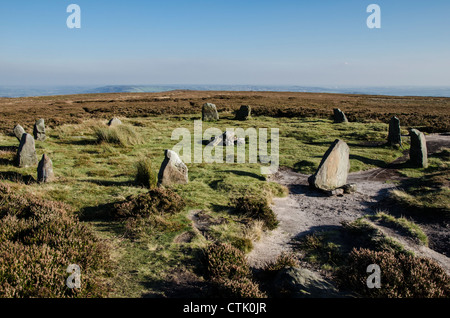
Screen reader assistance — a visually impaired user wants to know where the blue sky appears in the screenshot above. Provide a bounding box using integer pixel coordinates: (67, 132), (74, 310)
(1, 0), (449, 86)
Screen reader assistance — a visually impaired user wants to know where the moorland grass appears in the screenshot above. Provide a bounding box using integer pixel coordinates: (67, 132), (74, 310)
(0, 113), (429, 297)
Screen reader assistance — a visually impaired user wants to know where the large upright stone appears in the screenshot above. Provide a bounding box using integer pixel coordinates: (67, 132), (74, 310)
(108, 118), (122, 127)
(33, 119), (46, 141)
(409, 129), (428, 168)
(16, 133), (38, 168)
(235, 105), (251, 120)
(308, 139), (350, 191)
(333, 108), (348, 123)
(202, 103), (219, 121)
(37, 154), (55, 183)
(13, 124), (26, 142)
(387, 116), (402, 146)
(158, 150), (188, 186)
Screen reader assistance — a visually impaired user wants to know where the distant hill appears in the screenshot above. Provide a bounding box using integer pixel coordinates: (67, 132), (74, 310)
(1, 84), (449, 98)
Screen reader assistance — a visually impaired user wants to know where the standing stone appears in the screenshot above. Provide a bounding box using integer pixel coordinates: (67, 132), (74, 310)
(235, 105), (251, 120)
(33, 119), (46, 141)
(308, 139), (350, 191)
(13, 125), (26, 141)
(274, 267), (340, 298)
(333, 108), (348, 123)
(16, 133), (38, 168)
(209, 131), (236, 147)
(387, 116), (402, 146)
(158, 150), (188, 186)
(202, 103), (219, 121)
(409, 129), (428, 168)
(37, 154), (55, 183)
(108, 118), (122, 127)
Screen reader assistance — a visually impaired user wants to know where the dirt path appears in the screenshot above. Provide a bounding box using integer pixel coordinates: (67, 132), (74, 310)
(247, 133), (450, 270)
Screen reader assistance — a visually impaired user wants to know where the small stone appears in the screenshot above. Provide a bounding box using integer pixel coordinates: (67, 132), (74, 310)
(158, 150), (188, 186)
(37, 154), (55, 183)
(16, 133), (38, 168)
(409, 129), (428, 168)
(326, 188), (345, 196)
(202, 103), (219, 121)
(333, 108), (348, 123)
(235, 105), (251, 120)
(108, 117), (122, 127)
(33, 119), (46, 141)
(342, 183), (357, 194)
(13, 124), (26, 141)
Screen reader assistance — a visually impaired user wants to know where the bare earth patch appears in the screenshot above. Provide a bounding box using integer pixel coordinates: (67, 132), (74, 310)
(248, 134), (450, 274)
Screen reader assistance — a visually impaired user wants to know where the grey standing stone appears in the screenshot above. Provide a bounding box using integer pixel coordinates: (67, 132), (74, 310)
(108, 118), (122, 127)
(409, 129), (428, 168)
(37, 154), (55, 183)
(308, 139), (350, 191)
(333, 108), (348, 123)
(209, 131), (236, 147)
(236, 137), (245, 145)
(274, 267), (341, 298)
(33, 119), (46, 141)
(16, 133), (38, 168)
(235, 105), (251, 120)
(158, 150), (188, 186)
(387, 116), (402, 146)
(13, 125), (26, 141)
(202, 103), (219, 121)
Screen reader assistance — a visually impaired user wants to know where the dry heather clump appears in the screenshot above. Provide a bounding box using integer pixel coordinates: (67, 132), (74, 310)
(262, 252), (299, 272)
(113, 187), (186, 219)
(204, 242), (265, 298)
(112, 187), (186, 238)
(230, 195), (278, 230)
(335, 248), (450, 298)
(0, 183), (111, 298)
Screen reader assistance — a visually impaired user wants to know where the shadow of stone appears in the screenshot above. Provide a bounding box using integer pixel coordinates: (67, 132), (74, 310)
(293, 160), (316, 173)
(210, 204), (230, 213)
(141, 277), (211, 298)
(0, 145), (18, 152)
(292, 224), (344, 243)
(0, 171), (35, 184)
(0, 158), (13, 165)
(287, 184), (330, 198)
(80, 179), (133, 187)
(305, 141), (334, 146)
(57, 139), (98, 146)
(346, 141), (387, 148)
(220, 169), (266, 181)
(79, 201), (117, 221)
(350, 154), (387, 168)
(140, 246), (211, 298)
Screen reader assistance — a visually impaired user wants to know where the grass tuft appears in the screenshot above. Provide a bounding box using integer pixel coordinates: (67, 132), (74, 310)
(93, 125), (142, 146)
